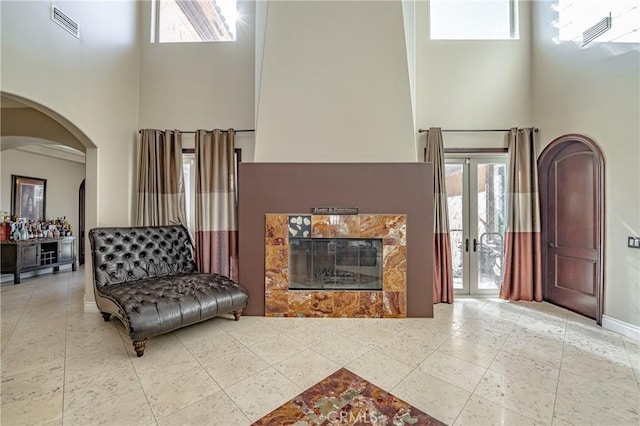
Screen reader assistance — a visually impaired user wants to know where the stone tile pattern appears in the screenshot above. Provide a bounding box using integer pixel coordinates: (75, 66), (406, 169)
(2, 270), (639, 425)
(253, 368), (446, 425)
(265, 214), (407, 318)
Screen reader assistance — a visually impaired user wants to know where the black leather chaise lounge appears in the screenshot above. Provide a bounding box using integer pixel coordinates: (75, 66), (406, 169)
(88, 225), (248, 356)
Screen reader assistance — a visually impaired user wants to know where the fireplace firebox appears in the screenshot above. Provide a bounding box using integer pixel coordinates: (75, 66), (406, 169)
(289, 238), (383, 290)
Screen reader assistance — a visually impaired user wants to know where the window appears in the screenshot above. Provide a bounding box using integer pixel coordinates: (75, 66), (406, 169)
(558, 0), (639, 44)
(154, 0), (237, 43)
(430, 0), (518, 40)
(182, 149), (241, 233)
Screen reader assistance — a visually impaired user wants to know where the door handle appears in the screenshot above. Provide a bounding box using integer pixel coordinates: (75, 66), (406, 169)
(547, 241), (555, 248)
(465, 239), (469, 252)
(473, 238), (478, 252)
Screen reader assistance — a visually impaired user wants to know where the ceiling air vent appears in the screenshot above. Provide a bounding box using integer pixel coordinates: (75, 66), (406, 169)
(582, 13), (612, 47)
(51, 5), (80, 39)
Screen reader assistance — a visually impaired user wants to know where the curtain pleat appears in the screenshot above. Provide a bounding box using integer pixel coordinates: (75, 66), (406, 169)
(136, 129), (186, 227)
(499, 128), (543, 302)
(194, 129), (238, 280)
(425, 128), (454, 304)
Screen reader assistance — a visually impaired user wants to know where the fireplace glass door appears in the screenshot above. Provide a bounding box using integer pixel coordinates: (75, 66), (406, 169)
(289, 238), (383, 291)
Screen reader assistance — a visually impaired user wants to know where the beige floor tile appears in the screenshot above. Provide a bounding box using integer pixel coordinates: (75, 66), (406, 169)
(346, 350), (414, 390)
(490, 350), (560, 391)
(556, 370), (640, 413)
(453, 395), (542, 426)
(63, 362), (142, 413)
(1, 363), (64, 405)
(225, 322), (282, 347)
(452, 326), (509, 350)
(225, 367), (301, 422)
(339, 321), (395, 348)
(553, 394), (640, 426)
(283, 322), (337, 348)
(419, 350), (487, 392)
(139, 364), (221, 418)
(202, 346), (270, 388)
(311, 333), (372, 365)
(560, 347), (635, 382)
(473, 370), (555, 424)
(62, 389), (155, 426)
(273, 348), (340, 389)
(391, 368), (471, 425)
(375, 333), (436, 367)
(0, 386), (63, 425)
(184, 331), (245, 365)
(249, 333), (304, 364)
(437, 335), (499, 369)
(130, 333), (201, 376)
(157, 390), (251, 426)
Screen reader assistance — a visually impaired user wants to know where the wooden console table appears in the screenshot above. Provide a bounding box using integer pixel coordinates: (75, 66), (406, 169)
(0, 237), (77, 284)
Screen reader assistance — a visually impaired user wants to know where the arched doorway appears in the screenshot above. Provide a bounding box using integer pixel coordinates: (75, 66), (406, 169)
(538, 134), (604, 324)
(1, 91), (97, 309)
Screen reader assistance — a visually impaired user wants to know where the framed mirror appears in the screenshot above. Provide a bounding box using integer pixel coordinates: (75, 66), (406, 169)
(11, 175), (47, 221)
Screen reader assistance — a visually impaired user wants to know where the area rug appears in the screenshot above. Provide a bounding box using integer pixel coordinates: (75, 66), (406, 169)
(253, 368), (446, 425)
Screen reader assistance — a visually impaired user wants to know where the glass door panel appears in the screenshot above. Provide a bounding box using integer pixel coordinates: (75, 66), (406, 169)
(445, 163), (466, 291)
(475, 161), (507, 291)
(447, 156), (507, 296)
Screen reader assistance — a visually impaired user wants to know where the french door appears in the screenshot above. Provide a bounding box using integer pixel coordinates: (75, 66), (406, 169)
(446, 156), (508, 295)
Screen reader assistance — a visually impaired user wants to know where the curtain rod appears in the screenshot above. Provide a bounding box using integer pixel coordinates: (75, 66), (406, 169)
(138, 129), (255, 134)
(418, 128), (538, 133)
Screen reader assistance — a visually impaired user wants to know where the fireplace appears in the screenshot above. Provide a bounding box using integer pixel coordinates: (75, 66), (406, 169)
(289, 238), (383, 290)
(265, 214), (407, 318)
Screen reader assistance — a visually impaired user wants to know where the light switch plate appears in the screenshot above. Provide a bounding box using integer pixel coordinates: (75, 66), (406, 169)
(629, 236), (640, 249)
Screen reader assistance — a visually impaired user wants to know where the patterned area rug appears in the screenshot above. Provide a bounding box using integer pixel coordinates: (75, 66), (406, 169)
(253, 368), (446, 425)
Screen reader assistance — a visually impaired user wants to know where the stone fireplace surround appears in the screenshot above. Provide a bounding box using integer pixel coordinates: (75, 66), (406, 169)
(237, 163), (434, 318)
(265, 214), (407, 318)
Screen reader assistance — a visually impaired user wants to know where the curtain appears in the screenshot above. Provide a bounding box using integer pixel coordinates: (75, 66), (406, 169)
(136, 129), (186, 227)
(425, 128), (454, 303)
(194, 129), (238, 279)
(499, 128), (543, 301)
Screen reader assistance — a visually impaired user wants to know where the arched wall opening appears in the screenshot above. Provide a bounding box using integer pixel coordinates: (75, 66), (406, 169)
(1, 91), (99, 311)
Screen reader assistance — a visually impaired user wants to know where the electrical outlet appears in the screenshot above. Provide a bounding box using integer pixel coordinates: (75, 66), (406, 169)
(629, 236), (640, 249)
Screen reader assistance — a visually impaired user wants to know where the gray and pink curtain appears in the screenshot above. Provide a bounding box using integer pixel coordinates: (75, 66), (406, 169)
(425, 128), (454, 303)
(136, 129), (187, 227)
(499, 127), (543, 301)
(194, 129), (238, 280)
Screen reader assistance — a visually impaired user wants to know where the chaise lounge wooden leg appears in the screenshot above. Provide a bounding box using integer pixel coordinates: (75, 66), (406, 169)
(233, 309), (243, 321)
(133, 339), (148, 357)
(101, 312), (111, 322)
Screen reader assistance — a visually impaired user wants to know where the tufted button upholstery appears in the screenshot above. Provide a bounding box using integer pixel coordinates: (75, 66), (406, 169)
(88, 226), (249, 351)
(100, 272), (248, 339)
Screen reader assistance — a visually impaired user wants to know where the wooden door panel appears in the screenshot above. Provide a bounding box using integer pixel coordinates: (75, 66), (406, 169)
(554, 255), (597, 295)
(540, 137), (603, 322)
(555, 152), (595, 250)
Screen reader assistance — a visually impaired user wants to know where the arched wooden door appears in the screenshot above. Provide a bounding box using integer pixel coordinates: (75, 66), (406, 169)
(538, 134), (604, 324)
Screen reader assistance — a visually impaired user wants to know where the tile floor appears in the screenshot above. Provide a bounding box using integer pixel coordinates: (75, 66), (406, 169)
(1, 268), (639, 425)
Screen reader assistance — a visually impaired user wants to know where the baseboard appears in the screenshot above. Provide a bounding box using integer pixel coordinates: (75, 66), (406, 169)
(602, 315), (640, 341)
(84, 300), (99, 313)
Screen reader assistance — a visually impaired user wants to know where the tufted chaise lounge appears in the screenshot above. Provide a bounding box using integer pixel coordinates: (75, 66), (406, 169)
(88, 226), (248, 357)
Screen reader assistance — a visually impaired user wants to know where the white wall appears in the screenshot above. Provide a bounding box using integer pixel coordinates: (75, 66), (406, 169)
(1, 0), (140, 305)
(137, 0), (255, 154)
(0, 150), (85, 256)
(532, 1), (640, 327)
(255, 1), (415, 162)
(415, 1), (532, 154)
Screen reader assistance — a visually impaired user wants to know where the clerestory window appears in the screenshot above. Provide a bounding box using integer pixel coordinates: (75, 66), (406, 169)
(430, 0), (519, 40)
(153, 0), (237, 43)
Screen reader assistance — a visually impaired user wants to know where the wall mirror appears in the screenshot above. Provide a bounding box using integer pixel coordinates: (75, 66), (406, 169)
(11, 175), (47, 221)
